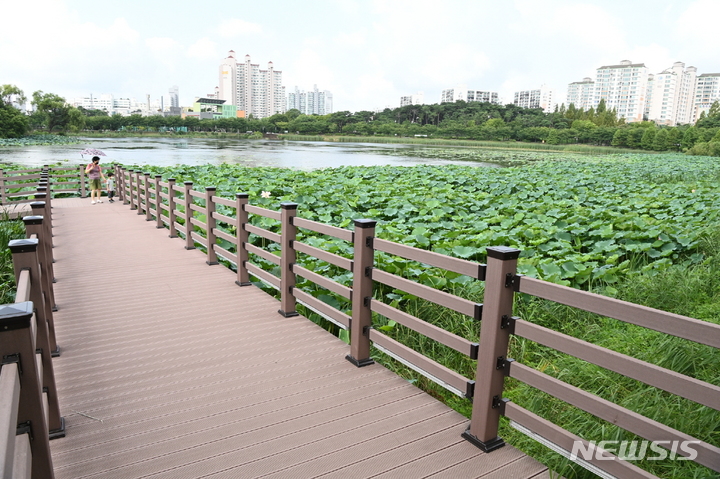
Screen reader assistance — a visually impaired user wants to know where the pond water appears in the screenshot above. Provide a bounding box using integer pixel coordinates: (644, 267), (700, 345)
(0, 137), (501, 169)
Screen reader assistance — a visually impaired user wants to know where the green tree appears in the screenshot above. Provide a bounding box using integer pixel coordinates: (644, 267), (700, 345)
(682, 126), (699, 150)
(611, 128), (628, 147)
(0, 84), (29, 138)
(667, 128), (681, 151)
(652, 129), (669, 151)
(640, 127), (656, 150)
(31, 91), (77, 132)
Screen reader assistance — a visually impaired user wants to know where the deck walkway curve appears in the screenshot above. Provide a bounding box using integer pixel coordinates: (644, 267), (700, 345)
(46, 198), (550, 479)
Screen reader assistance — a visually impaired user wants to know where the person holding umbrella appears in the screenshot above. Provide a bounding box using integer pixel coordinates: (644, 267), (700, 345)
(85, 156), (106, 204)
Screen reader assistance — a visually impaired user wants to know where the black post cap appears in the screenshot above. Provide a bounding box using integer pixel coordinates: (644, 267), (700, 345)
(354, 219), (377, 229)
(486, 246), (521, 260)
(206, 187), (216, 192)
(8, 238), (39, 253)
(22, 216), (43, 226)
(236, 193), (249, 199)
(184, 181), (193, 185)
(280, 202), (298, 210)
(29, 201), (46, 209)
(0, 301), (34, 331)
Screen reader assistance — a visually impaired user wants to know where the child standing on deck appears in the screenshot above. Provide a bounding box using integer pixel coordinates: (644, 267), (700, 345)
(106, 173), (115, 203)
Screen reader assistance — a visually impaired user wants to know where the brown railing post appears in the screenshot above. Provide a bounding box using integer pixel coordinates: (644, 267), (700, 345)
(463, 246), (520, 452)
(22, 216), (59, 355)
(32, 193), (53, 247)
(0, 169), (4, 204)
(36, 185), (52, 231)
(155, 175), (163, 229)
(9, 239), (65, 440)
(0, 301), (56, 479)
(235, 193), (251, 286)
(278, 202), (298, 317)
(183, 181), (194, 250)
(346, 219), (377, 367)
(205, 187), (218, 265)
(139, 172), (147, 216)
(128, 170), (136, 209)
(167, 178), (177, 238)
(144, 173), (152, 221)
(122, 168), (130, 205)
(135, 171), (142, 212)
(79, 164), (86, 198)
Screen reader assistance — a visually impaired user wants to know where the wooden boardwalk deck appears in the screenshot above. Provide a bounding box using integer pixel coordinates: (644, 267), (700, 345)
(47, 198), (549, 478)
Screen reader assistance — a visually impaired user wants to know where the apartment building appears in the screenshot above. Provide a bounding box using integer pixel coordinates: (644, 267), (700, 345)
(566, 77), (595, 110)
(593, 60), (649, 122)
(645, 62), (697, 126)
(288, 85), (333, 115)
(400, 92), (424, 107)
(218, 51), (286, 119)
(441, 86), (499, 104)
(513, 84), (556, 113)
(694, 73), (720, 121)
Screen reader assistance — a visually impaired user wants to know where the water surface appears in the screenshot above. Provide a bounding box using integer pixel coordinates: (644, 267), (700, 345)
(0, 137), (500, 169)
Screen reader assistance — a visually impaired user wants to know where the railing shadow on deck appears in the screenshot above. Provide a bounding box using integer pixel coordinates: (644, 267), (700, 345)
(116, 166), (720, 479)
(0, 168), (63, 479)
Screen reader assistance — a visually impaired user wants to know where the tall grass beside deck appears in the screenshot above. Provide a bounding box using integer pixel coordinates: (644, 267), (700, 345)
(369, 235), (720, 479)
(278, 134), (640, 155)
(0, 218), (27, 303)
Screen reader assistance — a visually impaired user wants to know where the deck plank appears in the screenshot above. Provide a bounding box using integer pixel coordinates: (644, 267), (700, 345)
(47, 198), (548, 478)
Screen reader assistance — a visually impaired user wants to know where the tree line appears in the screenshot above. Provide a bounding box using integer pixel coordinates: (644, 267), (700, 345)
(2, 83), (719, 156)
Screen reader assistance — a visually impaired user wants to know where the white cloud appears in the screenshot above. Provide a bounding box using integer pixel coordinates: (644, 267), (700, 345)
(187, 38), (219, 60)
(218, 19), (263, 38)
(146, 37), (179, 53)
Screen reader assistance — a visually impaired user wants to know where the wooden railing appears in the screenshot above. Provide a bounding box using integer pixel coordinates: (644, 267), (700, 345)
(0, 180), (63, 478)
(0, 166), (86, 205)
(117, 166), (720, 478)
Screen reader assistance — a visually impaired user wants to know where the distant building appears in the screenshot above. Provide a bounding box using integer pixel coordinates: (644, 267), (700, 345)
(400, 92), (424, 107)
(441, 86), (499, 104)
(645, 62), (697, 126)
(183, 98), (242, 120)
(566, 77), (595, 110)
(71, 94), (151, 116)
(218, 51), (286, 119)
(287, 85), (333, 115)
(593, 60), (649, 122)
(513, 84), (556, 113)
(694, 73), (720, 122)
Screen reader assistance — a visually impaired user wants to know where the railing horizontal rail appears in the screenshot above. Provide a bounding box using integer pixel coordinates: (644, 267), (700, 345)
(0, 362), (21, 470)
(190, 218), (207, 231)
(190, 232), (207, 248)
(246, 262), (280, 288)
(213, 197), (236, 208)
(214, 229), (236, 244)
(245, 204), (281, 221)
(189, 204), (206, 214)
(213, 212), (237, 226)
(371, 268), (478, 317)
(504, 403), (658, 479)
(15, 270), (31, 303)
(213, 244), (235, 264)
(245, 243), (281, 266)
(245, 224), (281, 244)
(369, 329), (473, 398)
(513, 318), (720, 410)
(189, 189), (205, 198)
(507, 361), (720, 469)
(374, 238), (486, 279)
(518, 276), (720, 348)
(370, 299), (478, 358)
(291, 263), (352, 300)
(293, 217), (354, 242)
(292, 287), (351, 329)
(293, 241), (352, 271)
(1, 174), (43, 181)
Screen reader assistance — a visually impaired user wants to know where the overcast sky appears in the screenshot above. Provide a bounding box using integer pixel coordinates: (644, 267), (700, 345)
(2, 0), (718, 113)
